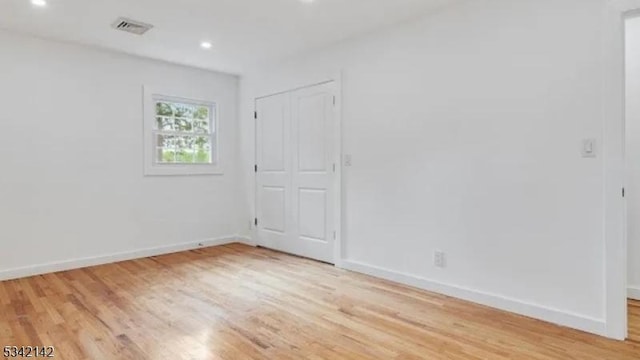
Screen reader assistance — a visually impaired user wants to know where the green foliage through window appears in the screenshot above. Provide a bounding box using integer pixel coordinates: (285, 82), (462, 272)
(153, 100), (214, 165)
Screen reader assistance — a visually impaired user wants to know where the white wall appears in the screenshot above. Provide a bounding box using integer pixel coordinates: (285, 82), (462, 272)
(0, 30), (243, 278)
(0, 0), (620, 338)
(627, 17), (640, 301)
(240, 0), (608, 335)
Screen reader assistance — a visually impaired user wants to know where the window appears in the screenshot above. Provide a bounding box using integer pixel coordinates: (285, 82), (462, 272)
(154, 98), (214, 164)
(144, 87), (221, 175)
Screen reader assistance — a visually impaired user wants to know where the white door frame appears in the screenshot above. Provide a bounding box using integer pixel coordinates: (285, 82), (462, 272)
(604, 0), (640, 340)
(253, 74), (343, 266)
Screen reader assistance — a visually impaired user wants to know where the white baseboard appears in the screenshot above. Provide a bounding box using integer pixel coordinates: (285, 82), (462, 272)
(629, 286), (640, 301)
(236, 235), (257, 247)
(0, 235), (247, 282)
(340, 259), (606, 337)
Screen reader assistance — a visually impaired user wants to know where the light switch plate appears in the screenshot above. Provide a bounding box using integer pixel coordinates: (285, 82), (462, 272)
(344, 154), (352, 167)
(582, 139), (597, 158)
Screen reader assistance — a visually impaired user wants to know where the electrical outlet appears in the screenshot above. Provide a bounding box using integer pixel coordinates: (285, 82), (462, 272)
(434, 251), (446, 268)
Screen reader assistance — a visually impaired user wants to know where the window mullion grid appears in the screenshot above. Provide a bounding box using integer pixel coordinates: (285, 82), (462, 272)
(152, 101), (215, 167)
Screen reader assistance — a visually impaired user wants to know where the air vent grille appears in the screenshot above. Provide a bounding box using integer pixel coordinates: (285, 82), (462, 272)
(111, 17), (153, 35)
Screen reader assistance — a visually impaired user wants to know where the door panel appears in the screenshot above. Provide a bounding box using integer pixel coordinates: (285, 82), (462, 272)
(291, 82), (335, 263)
(261, 101), (286, 172)
(261, 186), (286, 233)
(256, 82), (336, 264)
(256, 93), (290, 251)
(298, 188), (327, 241)
(297, 93), (328, 172)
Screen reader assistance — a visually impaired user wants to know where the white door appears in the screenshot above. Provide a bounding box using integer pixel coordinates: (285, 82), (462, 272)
(256, 92), (291, 253)
(256, 82), (337, 263)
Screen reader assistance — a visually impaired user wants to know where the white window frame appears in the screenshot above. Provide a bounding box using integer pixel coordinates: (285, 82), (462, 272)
(143, 86), (222, 176)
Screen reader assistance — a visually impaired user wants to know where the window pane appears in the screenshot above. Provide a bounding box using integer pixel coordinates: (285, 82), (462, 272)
(175, 148), (194, 163)
(193, 120), (209, 134)
(161, 148), (175, 163)
(173, 103), (195, 118)
(175, 136), (195, 164)
(194, 136), (212, 164)
(174, 117), (193, 132)
(155, 102), (173, 116)
(183, 136), (196, 149)
(156, 117), (173, 130)
(195, 148), (211, 163)
(194, 136), (210, 149)
(194, 106), (209, 120)
(157, 135), (177, 148)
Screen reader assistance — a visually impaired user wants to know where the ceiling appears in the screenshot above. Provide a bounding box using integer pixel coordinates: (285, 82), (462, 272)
(0, 0), (457, 74)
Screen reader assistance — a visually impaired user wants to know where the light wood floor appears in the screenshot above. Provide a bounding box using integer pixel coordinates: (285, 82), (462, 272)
(631, 299), (640, 344)
(1, 244), (640, 359)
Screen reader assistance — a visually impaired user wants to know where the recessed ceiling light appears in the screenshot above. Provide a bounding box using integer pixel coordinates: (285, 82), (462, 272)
(200, 41), (212, 49)
(31, 0), (47, 7)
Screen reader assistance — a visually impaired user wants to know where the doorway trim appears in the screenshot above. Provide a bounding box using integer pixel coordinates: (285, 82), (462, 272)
(253, 73), (343, 266)
(604, 0), (640, 340)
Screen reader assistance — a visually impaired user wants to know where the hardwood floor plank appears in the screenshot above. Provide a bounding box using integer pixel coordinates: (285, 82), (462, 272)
(630, 299), (640, 344)
(1, 244), (639, 359)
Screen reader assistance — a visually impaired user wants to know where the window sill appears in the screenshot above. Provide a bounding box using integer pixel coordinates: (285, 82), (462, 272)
(144, 164), (224, 176)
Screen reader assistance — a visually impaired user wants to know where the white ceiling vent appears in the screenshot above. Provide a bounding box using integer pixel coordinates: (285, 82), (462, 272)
(111, 17), (153, 35)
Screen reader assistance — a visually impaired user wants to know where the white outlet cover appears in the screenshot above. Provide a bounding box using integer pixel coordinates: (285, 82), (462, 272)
(434, 251), (446, 268)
